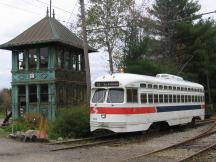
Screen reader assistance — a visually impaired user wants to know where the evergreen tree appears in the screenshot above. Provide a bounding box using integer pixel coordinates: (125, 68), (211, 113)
(148, 0), (200, 64)
(178, 20), (216, 106)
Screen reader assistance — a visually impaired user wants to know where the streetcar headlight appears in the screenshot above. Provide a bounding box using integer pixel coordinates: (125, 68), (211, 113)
(101, 114), (106, 119)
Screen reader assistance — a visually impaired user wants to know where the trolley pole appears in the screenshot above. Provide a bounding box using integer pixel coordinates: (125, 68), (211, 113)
(80, 0), (91, 104)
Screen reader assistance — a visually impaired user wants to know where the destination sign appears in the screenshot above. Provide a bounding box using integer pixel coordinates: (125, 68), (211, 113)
(95, 81), (119, 87)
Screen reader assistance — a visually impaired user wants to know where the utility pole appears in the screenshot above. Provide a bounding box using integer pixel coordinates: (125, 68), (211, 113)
(80, 0), (91, 104)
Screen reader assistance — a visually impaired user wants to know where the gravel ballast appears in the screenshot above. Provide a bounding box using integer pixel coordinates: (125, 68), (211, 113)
(0, 124), (213, 162)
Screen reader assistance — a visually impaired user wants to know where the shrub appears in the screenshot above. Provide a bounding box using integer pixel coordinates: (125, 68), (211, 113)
(48, 105), (90, 139)
(3, 112), (43, 133)
(3, 120), (29, 133)
(23, 112), (42, 129)
(0, 105), (5, 117)
(205, 104), (215, 118)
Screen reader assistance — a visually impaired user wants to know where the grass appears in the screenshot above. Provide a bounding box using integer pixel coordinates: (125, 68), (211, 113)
(0, 114), (4, 119)
(0, 127), (9, 137)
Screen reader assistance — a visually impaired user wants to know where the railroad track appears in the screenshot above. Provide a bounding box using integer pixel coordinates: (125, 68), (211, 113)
(50, 119), (215, 152)
(49, 133), (120, 151)
(49, 133), (116, 145)
(117, 120), (216, 162)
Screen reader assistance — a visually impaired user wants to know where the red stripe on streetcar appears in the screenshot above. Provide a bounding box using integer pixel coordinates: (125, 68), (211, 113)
(201, 104), (206, 109)
(90, 107), (156, 114)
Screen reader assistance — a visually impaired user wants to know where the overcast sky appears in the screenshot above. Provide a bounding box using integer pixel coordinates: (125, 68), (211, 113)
(0, 0), (215, 90)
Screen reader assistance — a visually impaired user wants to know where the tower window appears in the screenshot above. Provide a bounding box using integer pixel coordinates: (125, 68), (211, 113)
(40, 84), (49, 103)
(29, 85), (37, 103)
(28, 49), (38, 70)
(18, 51), (25, 70)
(40, 48), (48, 68)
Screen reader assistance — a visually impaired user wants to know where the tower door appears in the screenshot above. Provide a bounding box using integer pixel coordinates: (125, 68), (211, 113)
(18, 85), (26, 117)
(18, 96), (26, 117)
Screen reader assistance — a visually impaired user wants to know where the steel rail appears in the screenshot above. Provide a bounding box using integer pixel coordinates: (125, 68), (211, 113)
(117, 121), (216, 162)
(50, 139), (117, 151)
(48, 133), (116, 145)
(178, 141), (216, 162)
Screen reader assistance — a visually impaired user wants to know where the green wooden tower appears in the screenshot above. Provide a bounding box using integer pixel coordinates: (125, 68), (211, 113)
(0, 15), (94, 120)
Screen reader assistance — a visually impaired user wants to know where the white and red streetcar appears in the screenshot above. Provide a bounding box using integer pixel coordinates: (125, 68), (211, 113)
(90, 73), (205, 133)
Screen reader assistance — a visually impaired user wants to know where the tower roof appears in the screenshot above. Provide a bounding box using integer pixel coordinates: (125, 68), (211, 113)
(0, 16), (95, 52)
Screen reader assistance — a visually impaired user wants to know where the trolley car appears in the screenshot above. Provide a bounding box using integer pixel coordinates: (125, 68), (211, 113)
(90, 73), (205, 132)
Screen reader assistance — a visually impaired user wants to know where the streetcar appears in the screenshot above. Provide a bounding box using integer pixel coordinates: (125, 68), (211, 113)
(90, 73), (205, 132)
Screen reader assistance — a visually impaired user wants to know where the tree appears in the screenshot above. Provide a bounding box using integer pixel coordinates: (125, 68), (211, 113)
(148, 0), (201, 64)
(86, 0), (135, 73)
(0, 89), (11, 116)
(178, 20), (216, 107)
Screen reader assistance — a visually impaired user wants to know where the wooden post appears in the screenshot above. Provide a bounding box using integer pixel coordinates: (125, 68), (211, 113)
(80, 0), (91, 104)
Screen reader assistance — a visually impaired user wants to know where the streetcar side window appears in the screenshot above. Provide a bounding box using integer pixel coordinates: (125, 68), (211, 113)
(140, 83), (146, 88)
(185, 95), (188, 103)
(92, 89), (107, 103)
(141, 94), (147, 103)
(181, 95), (185, 103)
(164, 94), (168, 103)
(195, 96), (198, 102)
(148, 84), (153, 89)
(154, 94), (159, 103)
(107, 88), (124, 103)
(192, 95), (195, 102)
(169, 94), (172, 103)
(154, 85), (158, 89)
(159, 94), (163, 103)
(173, 95), (177, 103)
(127, 88), (138, 103)
(159, 85), (163, 90)
(188, 95), (192, 102)
(148, 94), (153, 104)
(177, 95), (181, 102)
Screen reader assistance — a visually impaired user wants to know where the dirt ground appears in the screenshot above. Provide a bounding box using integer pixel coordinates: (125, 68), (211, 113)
(0, 124), (212, 162)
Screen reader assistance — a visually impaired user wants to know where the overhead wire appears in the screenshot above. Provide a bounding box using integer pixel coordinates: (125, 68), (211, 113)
(35, 0), (78, 17)
(66, 0), (79, 28)
(21, 0), (45, 11)
(0, 1), (43, 16)
(1, 0), (216, 36)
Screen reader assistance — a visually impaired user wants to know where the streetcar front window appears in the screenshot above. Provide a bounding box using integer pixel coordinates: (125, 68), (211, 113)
(92, 89), (107, 103)
(107, 88), (124, 103)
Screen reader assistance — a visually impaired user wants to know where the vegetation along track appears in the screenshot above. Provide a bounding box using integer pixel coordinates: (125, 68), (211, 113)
(117, 120), (216, 162)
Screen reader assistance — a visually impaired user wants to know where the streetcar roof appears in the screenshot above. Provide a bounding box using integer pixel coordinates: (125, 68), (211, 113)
(92, 73), (204, 89)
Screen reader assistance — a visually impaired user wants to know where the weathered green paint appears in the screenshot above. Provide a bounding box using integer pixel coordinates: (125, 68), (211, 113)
(26, 85), (29, 113)
(11, 85), (18, 119)
(11, 45), (86, 121)
(12, 71), (55, 83)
